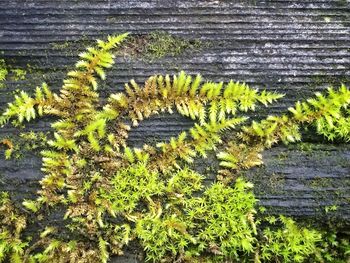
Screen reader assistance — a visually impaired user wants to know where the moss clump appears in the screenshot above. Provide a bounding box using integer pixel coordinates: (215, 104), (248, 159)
(10, 69), (27, 81)
(0, 57), (29, 89)
(119, 31), (204, 61)
(50, 41), (71, 50)
(143, 31), (203, 60)
(0, 131), (49, 159)
(308, 75), (350, 91)
(50, 36), (94, 57)
(0, 59), (8, 88)
(0, 60), (8, 80)
(49, 32), (204, 63)
(309, 177), (333, 189)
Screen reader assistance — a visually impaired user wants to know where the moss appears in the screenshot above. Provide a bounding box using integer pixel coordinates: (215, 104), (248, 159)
(308, 177), (332, 189)
(49, 32), (205, 63)
(305, 175), (350, 226)
(50, 42), (71, 50)
(295, 142), (315, 152)
(119, 31), (205, 61)
(7, 63), (66, 92)
(293, 143), (334, 157)
(336, 0), (348, 6)
(267, 173), (286, 192)
(243, 167), (286, 196)
(0, 59), (8, 88)
(324, 205), (338, 214)
(50, 35), (93, 56)
(277, 151), (288, 161)
(0, 131), (49, 160)
(0, 56), (32, 87)
(308, 75), (350, 90)
(143, 31), (203, 60)
(10, 68), (27, 81)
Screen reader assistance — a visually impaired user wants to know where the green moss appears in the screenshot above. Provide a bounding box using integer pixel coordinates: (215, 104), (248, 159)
(296, 142), (315, 152)
(309, 177), (332, 189)
(268, 173), (286, 192)
(50, 35), (93, 56)
(144, 31), (203, 60)
(293, 143), (333, 157)
(277, 151), (288, 161)
(10, 68), (27, 81)
(49, 32), (204, 62)
(308, 75), (350, 90)
(336, 0), (348, 6)
(0, 59), (8, 88)
(50, 42), (71, 50)
(119, 31), (205, 61)
(0, 57), (30, 88)
(0, 131), (49, 160)
(242, 165), (286, 196)
(324, 205), (338, 213)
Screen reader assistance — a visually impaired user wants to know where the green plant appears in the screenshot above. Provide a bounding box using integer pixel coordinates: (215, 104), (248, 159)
(0, 192), (28, 263)
(0, 83), (53, 126)
(0, 132), (48, 159)
(258, 216), (322, 262)
(11, 69), (27, 81)
(316, 231), (350, 262)
(184, 179), (257, 262)
(0, 59), (28, 89)
(132, 175), (257, 262)
(217, 85), (350, 181)
(119, 31), (203, 61)
(243, 85), (350, 144)
(0, 60), (7, 82)
(0, 59), (8, 89)
(0, 33), (349, 263)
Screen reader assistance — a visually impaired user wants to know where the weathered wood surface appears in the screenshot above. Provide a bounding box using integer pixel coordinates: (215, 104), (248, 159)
(0, 0), (349, 261)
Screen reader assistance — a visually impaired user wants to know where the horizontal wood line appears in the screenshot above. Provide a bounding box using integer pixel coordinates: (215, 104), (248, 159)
(1, 21), (349, 26)
(0, 7), (348, 12)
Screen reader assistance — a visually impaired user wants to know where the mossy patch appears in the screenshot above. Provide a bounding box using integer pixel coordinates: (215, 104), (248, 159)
(0, 131), (49, 160)
(118, 31), (205, 61)
(0, 59), (8, 89)
(49, 36), (93, 57)
(0, 57), (29, 88)
(308, 75), (350, 91)
(48, 32), (205, 64)
(243, 166), (286, 196)
(308, 177), (333, 189)
(10, 69), (27, 81)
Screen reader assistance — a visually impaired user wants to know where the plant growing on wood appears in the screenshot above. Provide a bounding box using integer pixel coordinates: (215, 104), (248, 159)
(0, 59), (8, 89)
(0, 33), (349, 262)
(0, 58), (27, 88)
(258, 216), (322, 262)
(0, 192), (28, 263)
(0, 59), (7, 83)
